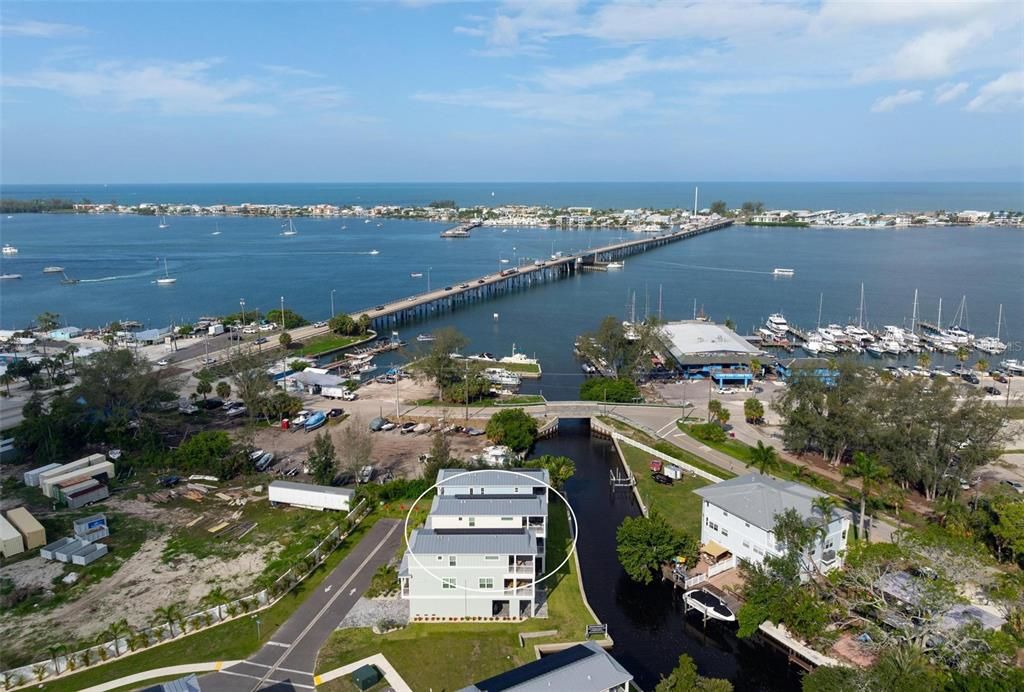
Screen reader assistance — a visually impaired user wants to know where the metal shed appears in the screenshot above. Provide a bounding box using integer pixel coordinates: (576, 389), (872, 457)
(70, 541), (108, 565)
(0, 514), (25, 558)
(74, 514), (110, 541)
(66, 483), (110, 509)
(4, 507), (46, 550)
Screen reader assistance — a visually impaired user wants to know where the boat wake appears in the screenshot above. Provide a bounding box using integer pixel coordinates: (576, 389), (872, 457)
(78, 269), (158, 283)
(651, 260), (771, 275)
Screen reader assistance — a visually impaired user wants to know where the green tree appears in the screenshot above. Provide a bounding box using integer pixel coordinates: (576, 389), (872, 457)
(177, 324), (194, 337)
(749, 357), (762, 379)
(195, 379), (212, 400)
(523, 454), (575, 490)
(337, 415), (374, 482)
(215, 381), (231, 399)
(307, 431), (338, 486)
(264, 308), (307, 329)
(0, 371), (14, 395)
(328, 313), (358, 336)
(288, 359), (308, 371)
(707, 398), (723, 424)
(844, 452), (888, 541)
(747, 441), (780, 476)
(35, 311), (60, 355)
(152, 603), (183, 637)
(975, 357), (989, 373)
(989, 497), (1024, 562)
(175, 431), (238, 478)
(917, 351), (932, 370)
(485, 408), (538, 453)
(417, 326), (469, 400)
(579, 376), (640, 403)
(357, 314), (372, 334)
(743, 397), (765, 423)
(104, 619), (132, 656)
(616, 512), (695, 585)
(655, 653), (733, 692)
(46, 643), (66, 674)
(801, 665), (865, 692)
(201, 586), (230, 622)
(428, 429), (452, 469)
(709, 200), (729, 215)
(279, 331), (292, 349)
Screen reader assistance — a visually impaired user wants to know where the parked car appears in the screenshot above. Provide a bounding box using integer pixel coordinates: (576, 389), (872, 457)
(313, 321), (328, 328)
(255, 337), (268, 345)
(983, 386), (1001, 396)
(375, 305), (385, 311)
(327, 407), (345, 418)
(459, 283), (469, 289)
(444, 286), (453, 291)
(226, 405), (248, 418)
(400, 422), (417, 435)
(961, 373), (980, 385)
(992, 373), (1009, 384)
(465, 427), (485, 436)
(651, 472), (674, 486)
(1002, 479), (1024, 494)
(369, 416), (387, 431)
(242, 326), (258, 334)
(201, 357), (217, 365)
(342, 390), (358, 401)
(156, 358), (170, 366)
(255, 452), (275, 472)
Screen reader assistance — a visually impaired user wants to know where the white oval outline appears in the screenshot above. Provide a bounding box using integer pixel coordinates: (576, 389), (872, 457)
(402, 468), (578, 595)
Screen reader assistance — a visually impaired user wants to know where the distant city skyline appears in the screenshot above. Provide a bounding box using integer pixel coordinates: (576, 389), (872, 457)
(2, 1), (1023, 183)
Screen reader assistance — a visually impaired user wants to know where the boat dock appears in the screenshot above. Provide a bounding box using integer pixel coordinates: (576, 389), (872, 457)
(440, 221), (481, 238)
(354, 219), (733, 330)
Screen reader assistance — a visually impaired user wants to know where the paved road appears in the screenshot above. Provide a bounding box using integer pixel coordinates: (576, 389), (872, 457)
(200, 519), (403, 692)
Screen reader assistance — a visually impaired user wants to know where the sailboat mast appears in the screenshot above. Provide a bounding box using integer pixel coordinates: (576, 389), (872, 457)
(996, 304), (1003, 340)
(858, 283), (865, 329)
(817, 293), (823, 330)
(937, 298), (942, 330)
(911, 289), (918, 334)
(658, 285), (663, 322)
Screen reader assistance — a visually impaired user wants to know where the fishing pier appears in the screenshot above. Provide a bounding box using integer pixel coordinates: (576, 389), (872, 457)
(355, 219), (733, 330)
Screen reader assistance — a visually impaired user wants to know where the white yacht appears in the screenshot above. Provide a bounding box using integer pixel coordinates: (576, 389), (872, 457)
(484, 368), (520, 386)
(845, 325), (873, 342)
(975, 336), (1006, 355)
(1, 244), (17, 255)
(772, 268), (795, 276)
(42, 266), (64, 273)
(866, 343), (886, 358)
(802, 340), (822, 356)
(941, 325), (973, 345)
(606, 261), (624, 269)
(156, 257), (176, 285)
(1000, 359), (1024, 375)
(766, 313), (789, 334)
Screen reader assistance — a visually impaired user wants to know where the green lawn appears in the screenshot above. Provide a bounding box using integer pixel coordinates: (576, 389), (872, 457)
(596, 416), (733, 480)
(316, 501), (601, 691)
(298, 334), (366, 357)
(617, 439), (709, 537)
(1004, 406), (1024, 420)
(500, 361), (542, 375)
(34, 515), (383, 692)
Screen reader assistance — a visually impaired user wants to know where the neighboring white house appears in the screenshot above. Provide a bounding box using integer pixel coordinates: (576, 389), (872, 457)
(460, 640), (633, 692)
(694, 474), (850, 575)
(401, 468), (551, 620)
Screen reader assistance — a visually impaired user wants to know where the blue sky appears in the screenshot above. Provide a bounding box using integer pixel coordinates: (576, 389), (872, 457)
(2, 1), (1023, 183)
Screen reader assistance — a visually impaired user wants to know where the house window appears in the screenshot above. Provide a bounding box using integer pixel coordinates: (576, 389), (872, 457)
(485, 555), (499, 561)
(449, 556), (457, 567)
(742, 541), (750, 548)
(841, 530), (847, 541)
(501, 517), (513, 521)
(436, 555), (443, 561)
(706, 521), (719, 532)
(479, 578), (493, 589)
(721, 528), (729, 537)
(468, 517), (475, 527)
(753, 547), (764, 555)
(744, 522), (750, 528)
(442, 578), (456, 590)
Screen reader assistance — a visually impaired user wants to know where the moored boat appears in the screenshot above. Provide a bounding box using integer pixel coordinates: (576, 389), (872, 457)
(1, 244), (17, 255)
(416, 333), (435, 342)
(766, 313), (789, 334)
(42, 266), (64, 273)
(683, 588), (736, 622)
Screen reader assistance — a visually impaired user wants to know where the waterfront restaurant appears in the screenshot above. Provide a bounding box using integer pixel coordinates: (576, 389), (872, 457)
(657, 321), (764, 388)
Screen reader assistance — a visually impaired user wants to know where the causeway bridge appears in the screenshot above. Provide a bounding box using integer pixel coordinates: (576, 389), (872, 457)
(353, 219), (734, 330)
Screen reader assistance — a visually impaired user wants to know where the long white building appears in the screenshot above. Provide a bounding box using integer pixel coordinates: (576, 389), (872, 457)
(695, 473), (850, 576)
(400, 468), (550, 620)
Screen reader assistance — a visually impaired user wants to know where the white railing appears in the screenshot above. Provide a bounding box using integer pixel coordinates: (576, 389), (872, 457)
(708, 556), (737, 577)
(684, 574), (708, 588)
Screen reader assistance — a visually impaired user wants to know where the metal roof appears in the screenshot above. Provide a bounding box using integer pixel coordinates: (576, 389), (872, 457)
(408, 529), (536, 555)
(659, 321), (762, 357)
(437, 468), (549, 487)
(695, 473), (846, 530)
(269, 479), (355, 497)
(461, 641), (633, 692)
(430, 496), (546, 516)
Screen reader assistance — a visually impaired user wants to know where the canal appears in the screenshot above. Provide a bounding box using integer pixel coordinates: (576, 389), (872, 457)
(532, 419), (802, 691)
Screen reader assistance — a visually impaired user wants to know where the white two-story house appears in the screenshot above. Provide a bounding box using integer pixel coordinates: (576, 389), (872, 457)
(694, 473), (850, 576)
(400, 468), (551, 620)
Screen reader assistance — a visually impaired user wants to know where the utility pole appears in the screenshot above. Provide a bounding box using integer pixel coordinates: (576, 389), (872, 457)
(280, 296), (286, 384)
(464, 359), (470, 421)
(330, 289), (336, 319)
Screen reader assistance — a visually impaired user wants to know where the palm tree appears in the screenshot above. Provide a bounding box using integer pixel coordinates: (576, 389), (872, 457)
(104, 619), (132, 656)
(152, 603), (183, 638)
(35, 311), (60, 355)
(749, 358), (762, 381)
(747, 441), (780, 476)
(707, 398), (723, 424)
(916, 352), (931, 370)
(0, 372), (13, 395)
(216, 381), (231, 400)
(811, 495), (837, 537)
(196, 380), (212, 400)
(46, 643), (66, 674)
(843, 452), (889, 541)
(955, 345), (970, 370)
(882, 485), (908, 541)
(975, 358), (989, 373)
(64, 343), (79, 369)
(201, 586), (230, 622)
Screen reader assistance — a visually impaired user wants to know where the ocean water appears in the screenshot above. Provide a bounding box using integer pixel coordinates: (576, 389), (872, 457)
(2, 213), (1020, 399)
(2, 181), (1022, 213)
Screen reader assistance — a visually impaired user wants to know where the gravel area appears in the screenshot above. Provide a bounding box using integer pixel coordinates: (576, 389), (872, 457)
(338, 595), (409, 630)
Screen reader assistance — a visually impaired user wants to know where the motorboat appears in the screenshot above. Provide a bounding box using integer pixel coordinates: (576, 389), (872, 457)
(156, 257), (177, 285)
(802, 340), (822, 356)
(683, 588), (736, 622)
(866, 343), (885, 358)
(369, 249), (380, 255)
(413, 422), (432, 434)
(470, 352), (497, 362)
(500, 344), (538, 366)
(484, 368), (520, 386)
(0, 273), (22, 280)
(881, 338), (902, 355)
(766, 313), (789, 334)
(940, 325), (973, 345)
(581, 362), (598, 374)
(845, 325), (873, 342)
(1, 244), (17, 254)
(42, 266), (64, 273)
(304, 411), (327, 432)
(976, 336), (1007, 355)
(358, 362), (377, 374)
(1001, 359), (1024, 375)
(410, 272), (423, 278)
(772, 268), (795, 276)
(606, 261), (624, 269)
(416, 333), (435, 342)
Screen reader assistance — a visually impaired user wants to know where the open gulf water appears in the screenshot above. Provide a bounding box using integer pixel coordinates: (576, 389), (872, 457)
(1, 210), (1021, 399)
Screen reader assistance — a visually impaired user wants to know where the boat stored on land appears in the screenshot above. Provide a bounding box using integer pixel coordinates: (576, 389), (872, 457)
(304, 411), (327, 432)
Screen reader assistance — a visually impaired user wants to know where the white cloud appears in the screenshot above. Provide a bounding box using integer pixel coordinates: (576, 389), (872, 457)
(262, 64), (323, 79)
(3, 59), (274, 115)
(855, 22), (994, 81)
(814, 0), (1011, 28)
(414, 87), (652, 124)
(533, 50), (704, 90)
(966, 70), (1024, 111)
(934, 81), (969, 103)
(871, 89), (924, 112)
(0, 18), (87, 38)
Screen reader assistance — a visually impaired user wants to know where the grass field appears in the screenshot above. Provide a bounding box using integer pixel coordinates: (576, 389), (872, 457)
(616, 440), (709, 537)
(500, 361), (542, 374)
(298, 334), (366, 357)
(316, 501), (601, 690)
(33, 514), (383, 692)
(596, 416), (734, 480)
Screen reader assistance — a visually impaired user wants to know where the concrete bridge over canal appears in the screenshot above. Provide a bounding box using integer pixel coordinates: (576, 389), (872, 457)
(351, 219), (734, 330)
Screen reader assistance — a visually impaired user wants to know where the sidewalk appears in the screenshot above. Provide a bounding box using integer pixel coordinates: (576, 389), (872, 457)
(76, 661), (241, 692)
(315, 653), (412, 691)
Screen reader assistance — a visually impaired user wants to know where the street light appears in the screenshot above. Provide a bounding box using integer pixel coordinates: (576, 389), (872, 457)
(427, 266), (432, 293)
(252, 615), (261, 640)
(330, 289), (336, 319)
(280, 296), (286, 384)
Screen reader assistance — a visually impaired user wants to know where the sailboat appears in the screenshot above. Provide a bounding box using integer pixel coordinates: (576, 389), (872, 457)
(156, 258), (176, 285)
(976, 304), (1007, 354)
(158, 216), (169, 229)
(845, 283), (873, 342)
(211, 223), (221, 236)
(280, 219), (298, 236)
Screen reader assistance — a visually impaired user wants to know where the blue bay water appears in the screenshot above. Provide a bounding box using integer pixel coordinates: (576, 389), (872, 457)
(1, 211), (1021, 400)
(2, 181), (1023, 213)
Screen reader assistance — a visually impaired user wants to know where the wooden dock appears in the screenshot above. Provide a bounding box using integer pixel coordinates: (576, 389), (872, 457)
(351, 219), (734, 331)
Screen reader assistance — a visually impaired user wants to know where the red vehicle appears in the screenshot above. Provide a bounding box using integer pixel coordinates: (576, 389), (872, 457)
(649, 459), (663, 473)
